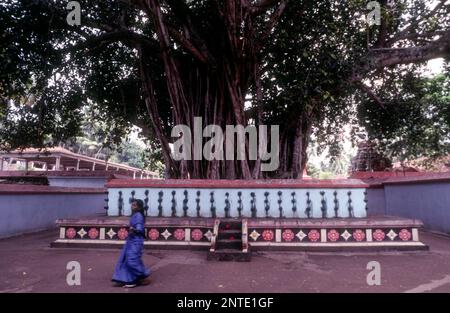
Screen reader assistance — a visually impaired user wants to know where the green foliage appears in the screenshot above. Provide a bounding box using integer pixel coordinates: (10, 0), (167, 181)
(319, 171), (335, 179)
(0, 0), (144, 151)
(0, 0), (449, 174)
(262, 0), (362, 128)
(62, 110), (163, 172)
(306, 162), (320, 178)
(357, 71), (450, 162)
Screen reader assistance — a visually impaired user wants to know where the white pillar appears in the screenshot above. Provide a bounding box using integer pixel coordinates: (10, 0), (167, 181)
(0, 157), (4, 171)
(133, 171), (136, 179)
(55, 157), (61, 171)
(76, 159), (80, 170)
(92, 162), (96, 171)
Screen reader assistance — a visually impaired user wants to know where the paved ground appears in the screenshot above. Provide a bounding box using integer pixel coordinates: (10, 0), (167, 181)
(1, 229), (450, 293)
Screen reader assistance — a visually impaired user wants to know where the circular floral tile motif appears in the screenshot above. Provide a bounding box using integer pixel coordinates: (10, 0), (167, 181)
(191, 229), (203, 241)
(88, 228), (99, 239)
(174, 229), (185, 241)
(308, 229), (320, 242)
(66, 227), (76, 239)
(117, 228), (129, 240)
(399, 229), (412, 241)
(353, 229), (366, 242)
(282, 229), (295, 242)
(327, 229), (340, 242)
(262, 230), (274, 241)
(148, 228), (160, 241)
(373, 229), (385, 241)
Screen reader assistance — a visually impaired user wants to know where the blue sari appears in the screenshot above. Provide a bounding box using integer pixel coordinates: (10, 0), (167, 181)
(112, 212), (150, 284)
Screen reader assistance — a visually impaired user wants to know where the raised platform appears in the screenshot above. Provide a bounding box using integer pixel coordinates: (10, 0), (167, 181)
(52, 215), (427, 251)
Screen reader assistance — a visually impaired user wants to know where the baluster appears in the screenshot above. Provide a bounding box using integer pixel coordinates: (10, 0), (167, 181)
(264, 192), (270, 218)
(224, 192), (230, 218)
(237, 191), (243, 217)
(320, 191), (327, 218)
(291, 192), (297, 216)
(210, 191), (216, 218)
(278, 191), (283, 218)
(118, 191), (123, 216)
(333, 191), (339, 218)
(183, 190), (189, 217)
(144, 190), (149, 216)
(196, 191), (201, 217)
(250, 192), (257, 218)
(347, 191), (354, 218)
(157, 191), (163, 217)
(104, 191), (109, 212)
(171, 190), (177, 217)
(364, 191), (368, 213)
(305, 191), (312, 218)
(129, 190), (136, 215)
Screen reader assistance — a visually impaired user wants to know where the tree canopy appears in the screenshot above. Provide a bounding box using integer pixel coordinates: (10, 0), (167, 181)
(1, 0), (449, 178)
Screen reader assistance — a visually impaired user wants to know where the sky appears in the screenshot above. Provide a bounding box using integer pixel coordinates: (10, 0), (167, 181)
(427, 58), (445, 76)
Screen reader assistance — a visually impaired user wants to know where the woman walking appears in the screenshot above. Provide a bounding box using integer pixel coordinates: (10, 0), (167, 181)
(112, 199), (151, 288)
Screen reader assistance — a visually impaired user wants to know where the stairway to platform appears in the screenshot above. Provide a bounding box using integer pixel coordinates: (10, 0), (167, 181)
(207, 219), (252, 262)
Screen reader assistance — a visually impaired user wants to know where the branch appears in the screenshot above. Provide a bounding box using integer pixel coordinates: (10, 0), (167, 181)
(384, 30), (449, 44)
(268, 0), (288, 31)
(251, 0), (281, 8)
(167, 28), (209, 63)
(354, 81), (386, 109)
(352, 31), (450, 81)
(117, 0), (216, 64)
(375, 33), (450, 67)
(162, 0), (216, 65)
(386, 0), (449, 45)
(61, 30), (157, 54)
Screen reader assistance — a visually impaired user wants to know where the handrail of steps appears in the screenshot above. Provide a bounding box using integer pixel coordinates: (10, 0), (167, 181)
(242, 219), (248, 253)
(209, 219), (220, 253)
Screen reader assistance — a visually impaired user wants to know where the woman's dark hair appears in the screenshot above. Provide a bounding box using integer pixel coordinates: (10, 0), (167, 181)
(132, 199), (146, 222)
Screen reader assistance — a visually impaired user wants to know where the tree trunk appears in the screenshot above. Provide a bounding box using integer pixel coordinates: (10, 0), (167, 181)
(135, 0), (298, 179)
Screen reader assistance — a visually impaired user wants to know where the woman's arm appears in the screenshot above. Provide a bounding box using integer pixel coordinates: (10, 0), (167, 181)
(131, 213), (145, 236)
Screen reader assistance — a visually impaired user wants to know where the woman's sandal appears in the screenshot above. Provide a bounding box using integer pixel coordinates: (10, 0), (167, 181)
(123, 284), (137, 288)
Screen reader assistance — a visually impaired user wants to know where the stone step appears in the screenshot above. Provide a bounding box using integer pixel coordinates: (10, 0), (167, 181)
(207, 249), (252, 262)
(216, 239), (242, 249)
(219, 229), (242, 234)
(219, 221), (241, 230)
(218, 229), (242, 240)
